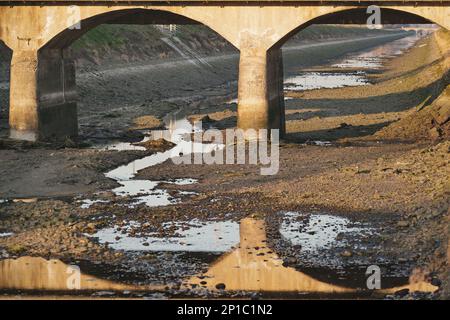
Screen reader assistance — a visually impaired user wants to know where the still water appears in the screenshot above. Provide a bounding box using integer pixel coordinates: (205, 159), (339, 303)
(284, 34), (424, 91)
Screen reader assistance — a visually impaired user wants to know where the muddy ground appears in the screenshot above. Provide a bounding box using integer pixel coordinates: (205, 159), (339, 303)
(0, 31), (448, 299)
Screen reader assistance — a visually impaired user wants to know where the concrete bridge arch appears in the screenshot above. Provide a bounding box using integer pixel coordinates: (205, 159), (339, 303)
(0, 6), (240, 140)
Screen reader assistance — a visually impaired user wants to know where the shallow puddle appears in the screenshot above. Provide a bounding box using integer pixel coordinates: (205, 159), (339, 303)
(92, 219), (240, 252)
(285, 72), (369, 91)
(286, 34), (425, 92)
(0, 232), (13, 238)
(279, 212), (373, 254)
(82, 112), (222, 209)
(309, 141), (332, 146)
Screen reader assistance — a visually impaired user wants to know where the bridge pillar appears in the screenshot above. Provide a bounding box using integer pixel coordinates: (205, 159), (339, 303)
(9, 50), (40, 141)
(237, 46), (285, 137)
(9, 49), (78, 141)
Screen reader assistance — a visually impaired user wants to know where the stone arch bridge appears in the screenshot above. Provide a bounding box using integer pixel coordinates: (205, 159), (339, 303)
(0, 1), (449, 141)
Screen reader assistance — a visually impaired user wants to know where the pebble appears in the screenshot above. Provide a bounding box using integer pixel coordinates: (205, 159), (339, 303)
(341, 250), (353, 257)
(397, 221), (410, 228)
(215, 283), (226, 290)
(394, 288), (409, 297)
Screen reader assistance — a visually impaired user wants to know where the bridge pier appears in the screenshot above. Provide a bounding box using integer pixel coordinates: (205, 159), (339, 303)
(9, 51), (40, 141)
(9, 49), (78, 141)
(237, 46), (285, 137)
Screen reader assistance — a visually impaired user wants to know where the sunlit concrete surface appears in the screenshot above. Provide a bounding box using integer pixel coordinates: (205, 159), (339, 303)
(186, 218), (437, 295)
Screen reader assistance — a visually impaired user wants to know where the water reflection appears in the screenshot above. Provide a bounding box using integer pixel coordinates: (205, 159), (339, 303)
(333, 34), (425, 68)
(185, 218), (437, 295)
(0, 257), (162, 292)
(0, 218), (437, 297)
(285, 72), (369, 91)
(285, 34), (425, 92)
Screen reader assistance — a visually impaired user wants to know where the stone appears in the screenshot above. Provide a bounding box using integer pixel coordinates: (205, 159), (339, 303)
(341, 250), (353, 257)
(215, 283), (226, 290)
(134, 138), (175, 152)
(428, 127), (442, 140)
(431, 278), (442, 287)
(397, 221), (410, 228)
(86, 223), (97, 231)
(394, 288), (409, 297)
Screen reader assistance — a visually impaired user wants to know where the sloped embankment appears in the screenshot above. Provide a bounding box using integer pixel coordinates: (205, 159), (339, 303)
(373, 29), (450, 141)
(69, 24), (405, 69)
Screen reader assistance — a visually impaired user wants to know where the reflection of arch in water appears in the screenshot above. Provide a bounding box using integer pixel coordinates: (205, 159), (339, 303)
(0, 219), (438, 297)
(186, 218), (437, 295)
(0, 257), (163, 293)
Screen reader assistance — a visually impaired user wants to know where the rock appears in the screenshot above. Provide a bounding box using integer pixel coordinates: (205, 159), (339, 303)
(134, 138), (175, 152)
(86, 223), (96, 230)
(93, 291), (115, 297)
(428, 127), (442, 140)
(215, 283), (226, 290)
(287, 257), (297, 264)
(341, 250), (353, 257)
(7, 244), (25, 254)
(432, 104), (450, 125)
(83, 178), (93, 185)
(431, 278), (442, 287)
(397, 221), (410, 228)
(394, 288), (409, 297)
(132, 115), (163, 130)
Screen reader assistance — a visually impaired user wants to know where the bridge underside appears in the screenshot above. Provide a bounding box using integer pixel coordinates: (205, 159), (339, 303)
(0, 4), (448, 141)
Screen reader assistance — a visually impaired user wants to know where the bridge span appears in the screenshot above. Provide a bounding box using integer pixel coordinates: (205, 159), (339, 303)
(0, 1), (449, 140)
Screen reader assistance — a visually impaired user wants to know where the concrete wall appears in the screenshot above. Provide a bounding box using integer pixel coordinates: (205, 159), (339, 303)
(0, 4), (449, 140)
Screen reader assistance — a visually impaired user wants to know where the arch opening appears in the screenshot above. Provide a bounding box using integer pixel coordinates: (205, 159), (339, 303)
(268, 7), (449, 143)
(29, 8), (239, 142)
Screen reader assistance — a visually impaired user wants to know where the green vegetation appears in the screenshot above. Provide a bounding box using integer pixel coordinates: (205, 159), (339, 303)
(291, 24), (404, 41)
(71, 24), (163, 50)
(68, 24), (406, 67)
